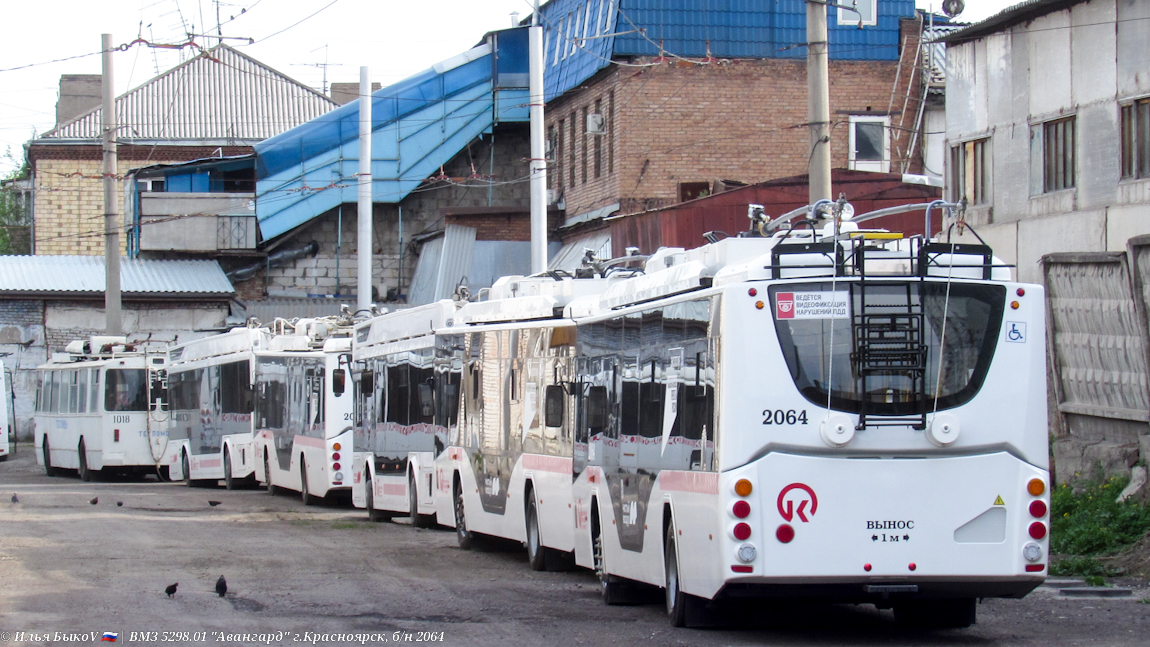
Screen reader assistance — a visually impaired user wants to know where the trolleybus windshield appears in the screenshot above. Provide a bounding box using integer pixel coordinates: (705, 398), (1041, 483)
(105, 369), (149, 412)
(771, 281), (1005, 415)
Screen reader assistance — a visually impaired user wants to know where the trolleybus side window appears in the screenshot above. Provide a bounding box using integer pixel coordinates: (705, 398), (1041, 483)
(257, 373), (286, 430)
(386, 363), (409, 425)
(220, 360), (252, 415)
(89, 369), (100, 413)
(77, 369), (88, 414)
(106, 369), (148, 412)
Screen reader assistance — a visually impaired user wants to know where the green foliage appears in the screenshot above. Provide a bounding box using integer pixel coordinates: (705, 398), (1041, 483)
(1049, 556), (1120, 577)
(1050, 475), (1150, 556)
(0, 147), (32, 255)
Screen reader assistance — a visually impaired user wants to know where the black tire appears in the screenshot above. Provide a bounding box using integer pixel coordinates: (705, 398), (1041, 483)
(593, 508), (633, 606)
(409, 471), (429, 528)
(300, 458), (313, 506)
(454, 479), (472, 550)
(365, 470), (390, 522)
(43, 437), (56, 477)
(894, 598), (977, 629)
(264, 452), (275, 495)
(77, 439), (91, 482)
(182, 451), (192, 487)
(223, 447), (236, 490)
(526, 495), (546, 571)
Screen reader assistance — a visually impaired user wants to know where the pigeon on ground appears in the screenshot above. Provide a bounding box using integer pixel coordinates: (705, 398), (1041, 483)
(165, 583), (178, 598)
(116, 501), (123, 507)
(215, 575), (227, 597)
(10, 493), (17, 504)
(208, 500), (222, 507)
(89, 497), (98, 505)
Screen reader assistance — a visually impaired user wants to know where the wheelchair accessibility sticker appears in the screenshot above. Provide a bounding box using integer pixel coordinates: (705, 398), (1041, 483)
(1005, 322), (1026, 343)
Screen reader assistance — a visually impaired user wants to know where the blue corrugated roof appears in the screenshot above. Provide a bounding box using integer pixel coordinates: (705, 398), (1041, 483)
(254, 29), (532, 239)
(0, 256), (234, 296)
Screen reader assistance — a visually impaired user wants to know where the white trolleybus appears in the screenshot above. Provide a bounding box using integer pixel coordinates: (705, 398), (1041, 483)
(430, 200), (1049, 628)
(33, 336), (169, 480)
(0, 361), (11, 462)
(167, 319), (355, 502)
(350, 300), (457, 524)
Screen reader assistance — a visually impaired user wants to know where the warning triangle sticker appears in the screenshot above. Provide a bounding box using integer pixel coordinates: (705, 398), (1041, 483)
(993, 495), (1005, 506)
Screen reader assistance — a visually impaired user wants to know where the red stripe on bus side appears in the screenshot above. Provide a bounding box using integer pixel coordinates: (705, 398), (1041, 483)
(382, 483), (406, 496)
(659, 471), (719, 495)
(522, 454), (572, 474)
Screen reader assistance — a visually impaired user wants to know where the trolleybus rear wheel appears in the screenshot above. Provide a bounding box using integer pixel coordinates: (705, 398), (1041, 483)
(223, 447), (236, 490)
(264, 452), (274, 494)
(43, 438), (56, 477)
(664, 521), (710, 626)
(300, 458), (313, 505)
(77, 439), (91, 482)
(526, 496), (545, 571)
(454, 479), (472, 550)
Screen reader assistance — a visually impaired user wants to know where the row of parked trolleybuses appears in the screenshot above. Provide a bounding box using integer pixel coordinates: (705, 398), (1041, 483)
(30, 200), (1052, 628)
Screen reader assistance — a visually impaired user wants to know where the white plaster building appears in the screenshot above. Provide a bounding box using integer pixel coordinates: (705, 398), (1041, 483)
(940, 0), (1150, 284)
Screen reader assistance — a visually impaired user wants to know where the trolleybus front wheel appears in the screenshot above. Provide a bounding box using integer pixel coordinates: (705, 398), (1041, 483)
(526, 495), (545, 571)
(409, 471), (431, 528)
(365, 470), (391, 522)
(893, 598), (977, 629)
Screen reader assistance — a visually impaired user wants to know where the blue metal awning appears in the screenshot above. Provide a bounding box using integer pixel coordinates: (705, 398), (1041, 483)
(254, 29), (531, 240)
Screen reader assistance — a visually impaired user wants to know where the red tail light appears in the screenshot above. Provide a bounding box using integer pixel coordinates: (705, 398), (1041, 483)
(733, 523), (752, 540)
(332, 462), (341, 471)
(332, 452), (341, 461)
(1025, 564), (1045, 572)
(775, 524), (794, 543)
(1029, 522), (1047, 539)
(1029, 500), (1047, 518)
(733, 500), (750, 518)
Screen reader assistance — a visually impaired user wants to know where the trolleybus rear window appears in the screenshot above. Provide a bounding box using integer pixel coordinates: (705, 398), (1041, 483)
(771, 281), (1005, 415)
(105, 369), (149, 412)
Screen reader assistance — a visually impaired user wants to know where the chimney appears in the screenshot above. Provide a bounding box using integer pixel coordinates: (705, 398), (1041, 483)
(330, 81), (380, 106)
(56, 74), (103, 127)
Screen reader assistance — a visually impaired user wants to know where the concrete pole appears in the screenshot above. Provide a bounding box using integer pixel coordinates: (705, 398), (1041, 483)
(806, 1), (832, 204)
(102, 34), (122, 336)
(357, 66), (373, 315)
(529, 3), (548, 274)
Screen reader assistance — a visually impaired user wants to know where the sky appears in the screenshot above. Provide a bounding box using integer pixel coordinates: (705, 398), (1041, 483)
(0, 0), (1021, 176)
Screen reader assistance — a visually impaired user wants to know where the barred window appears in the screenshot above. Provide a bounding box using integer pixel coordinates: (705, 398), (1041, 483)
(1120, 98), (1150, 180)
(949, 138), (989, 205)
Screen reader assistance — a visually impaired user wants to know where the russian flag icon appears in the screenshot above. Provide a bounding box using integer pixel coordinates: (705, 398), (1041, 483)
(102, 633), (118, 642)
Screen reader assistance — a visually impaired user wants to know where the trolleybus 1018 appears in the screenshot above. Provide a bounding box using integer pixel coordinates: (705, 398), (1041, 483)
(251, 317), (356, 504)
(33, 336), (169, 480)
(431, 201), (1049, 629)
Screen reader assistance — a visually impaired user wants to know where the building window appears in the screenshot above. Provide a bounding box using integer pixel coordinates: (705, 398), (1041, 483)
(1121, 98), (1150, 180)
(949, 138), (989, 205)
(679, 182), (710, 202)
(581, 106), (589, 184)
(569, 110), (577, 188)
(593, 98), (603, 179)
(608, 90), (615, 174)
(849, 115), (889, 173)
(1031, 116), (1076, 193)
(839, 0), (877, 26)
(556, 120), (565, 193)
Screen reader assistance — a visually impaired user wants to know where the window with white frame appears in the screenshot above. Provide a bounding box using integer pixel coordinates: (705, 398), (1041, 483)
(949, 137), (990, 205)
(839, 0), (877, 26)
(1121, 97), (1150, 180)
(1030, 116), (1076, 194)
(849, 115), (889, 173)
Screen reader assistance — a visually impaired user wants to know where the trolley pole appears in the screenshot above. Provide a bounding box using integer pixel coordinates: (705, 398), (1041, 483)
(806, 1), (832, 204)
(102, 33), (122, 336)
(529, 2), (548, 274)
(357, 66), (373, 316)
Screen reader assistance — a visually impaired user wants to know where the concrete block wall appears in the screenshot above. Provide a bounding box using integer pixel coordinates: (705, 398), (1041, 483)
(0, 299), (46, 439)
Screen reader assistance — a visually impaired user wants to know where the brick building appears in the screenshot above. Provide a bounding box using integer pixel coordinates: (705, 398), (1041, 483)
(25, 45), (336, 256)
(535, 0), (931, 257)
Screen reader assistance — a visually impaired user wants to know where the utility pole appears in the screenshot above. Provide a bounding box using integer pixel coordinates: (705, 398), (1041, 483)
(528, 1), (548, 274)
(806, 1), (832, 203)
(102, 33), (122, 336)
(357, 66), (373, 316)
